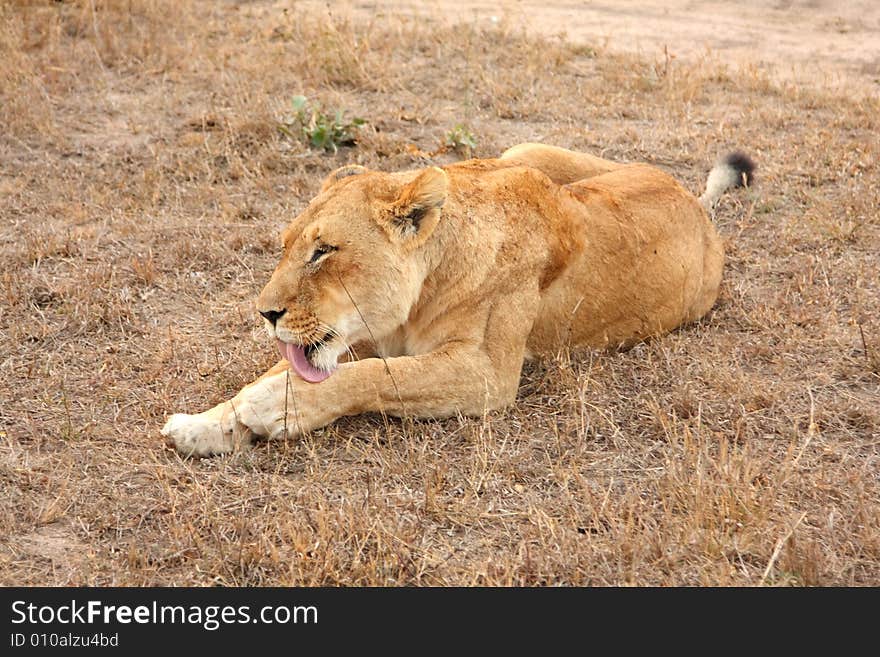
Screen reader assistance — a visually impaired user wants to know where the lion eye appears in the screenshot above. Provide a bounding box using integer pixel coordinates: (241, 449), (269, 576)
(308, 244), (337, 265)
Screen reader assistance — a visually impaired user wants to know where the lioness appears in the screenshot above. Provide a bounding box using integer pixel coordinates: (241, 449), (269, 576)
(162, 143), (754, 456)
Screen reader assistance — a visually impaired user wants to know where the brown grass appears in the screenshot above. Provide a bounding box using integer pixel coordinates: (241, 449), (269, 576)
(1, 0), (878, 586)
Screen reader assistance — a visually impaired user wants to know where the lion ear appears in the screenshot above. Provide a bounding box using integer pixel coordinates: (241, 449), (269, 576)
(382, 167), (448, 246)
(320, 164), (368, 193)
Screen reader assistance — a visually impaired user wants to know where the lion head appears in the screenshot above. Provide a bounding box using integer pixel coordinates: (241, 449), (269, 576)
(257, 164), (448, 382)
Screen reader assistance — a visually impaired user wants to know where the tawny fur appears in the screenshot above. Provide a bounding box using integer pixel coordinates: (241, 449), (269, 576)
(162, 144), (744, 456)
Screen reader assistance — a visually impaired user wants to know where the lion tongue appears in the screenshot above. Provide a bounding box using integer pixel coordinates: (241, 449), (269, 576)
(277, 339), (335, 383)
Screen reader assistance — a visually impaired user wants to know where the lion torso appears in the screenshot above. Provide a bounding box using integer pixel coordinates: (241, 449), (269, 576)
(376, 153), (723, 360)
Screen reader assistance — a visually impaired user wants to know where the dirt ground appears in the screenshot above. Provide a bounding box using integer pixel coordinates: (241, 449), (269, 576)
(328, 0), (880, 89)
(0, 1), (878, 586)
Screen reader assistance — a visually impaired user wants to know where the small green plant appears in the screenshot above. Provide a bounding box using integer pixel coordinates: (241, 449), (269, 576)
(445, 123), (477, 158)
(278, 95), (365, 153)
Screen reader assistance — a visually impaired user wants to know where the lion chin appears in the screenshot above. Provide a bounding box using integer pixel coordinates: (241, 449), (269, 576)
(162, 142), (753, 457)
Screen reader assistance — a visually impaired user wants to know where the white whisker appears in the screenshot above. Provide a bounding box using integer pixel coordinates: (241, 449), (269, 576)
(313, 321), (357, 365)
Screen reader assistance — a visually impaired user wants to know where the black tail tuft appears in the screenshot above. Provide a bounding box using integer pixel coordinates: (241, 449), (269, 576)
(724, 151), (756, 188)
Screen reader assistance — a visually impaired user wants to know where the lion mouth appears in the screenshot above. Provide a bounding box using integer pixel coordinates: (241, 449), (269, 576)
(277, 333), (337, 383)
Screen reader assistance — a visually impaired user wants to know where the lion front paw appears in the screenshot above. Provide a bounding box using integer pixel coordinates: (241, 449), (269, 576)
(161, 410), (248, 457)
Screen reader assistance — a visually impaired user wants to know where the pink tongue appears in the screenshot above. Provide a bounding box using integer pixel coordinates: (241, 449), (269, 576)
(277, 339), (336, 383)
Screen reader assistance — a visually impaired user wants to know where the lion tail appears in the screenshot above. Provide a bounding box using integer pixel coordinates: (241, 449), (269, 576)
(699, 151), (755, 209)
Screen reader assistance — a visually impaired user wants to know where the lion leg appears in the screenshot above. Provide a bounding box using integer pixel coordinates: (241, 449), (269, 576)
(167, 296), (536, 456)
(230, 295), (537, 443)
(162, 340), (380, 457)
(500, 143), (623, 184)
(227, 345), (522, 444)
(161, 360), (288, 457)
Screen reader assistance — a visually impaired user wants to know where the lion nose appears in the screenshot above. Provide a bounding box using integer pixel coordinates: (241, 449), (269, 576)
(259, 308), (287, 326)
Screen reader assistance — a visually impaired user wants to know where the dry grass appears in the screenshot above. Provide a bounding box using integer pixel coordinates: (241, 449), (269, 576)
(1, 0), (878, 586)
